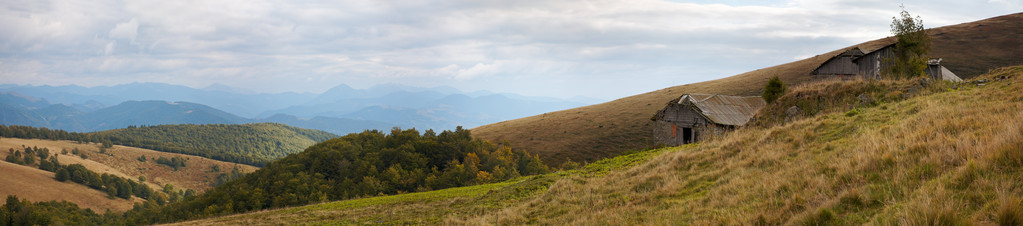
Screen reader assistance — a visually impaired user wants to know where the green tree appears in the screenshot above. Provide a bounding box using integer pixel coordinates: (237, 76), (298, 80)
(105, 184), (118, 199)
(70, 169), (85, 184)
(762, 76), (787, 103)
(55, 168), (70, 182)
(116, 180), (133, 199)
(887, 5), (931, 78)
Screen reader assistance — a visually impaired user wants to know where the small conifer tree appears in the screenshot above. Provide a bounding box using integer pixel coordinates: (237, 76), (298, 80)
(762, 76), (786, 103)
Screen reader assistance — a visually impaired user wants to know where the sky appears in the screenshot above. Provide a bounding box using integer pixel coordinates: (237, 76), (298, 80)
(1, 0), (1020, 100)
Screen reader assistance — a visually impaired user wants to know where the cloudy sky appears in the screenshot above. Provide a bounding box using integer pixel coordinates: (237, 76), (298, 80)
(1, 0), (1020, 100)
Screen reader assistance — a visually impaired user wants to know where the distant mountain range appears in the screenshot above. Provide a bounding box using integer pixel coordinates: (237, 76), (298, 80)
(0, 83), (600, 134)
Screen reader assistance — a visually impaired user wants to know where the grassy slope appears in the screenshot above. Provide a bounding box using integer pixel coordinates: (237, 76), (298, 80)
(0, 161), (139, 212)
(0, 138), (258, 193)
(471, 13), (1023, 166)
(170, 144), (669, 225)
(182, 66), (1023, 225)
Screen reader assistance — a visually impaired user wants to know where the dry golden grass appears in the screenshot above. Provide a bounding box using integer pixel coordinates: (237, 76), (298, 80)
(0, 138), (258, 193)
(0, 161), (139, 212)
(929, 12), (1023, 78)
(471, 13), (1023, 166)
(449, 66), (1023, 224)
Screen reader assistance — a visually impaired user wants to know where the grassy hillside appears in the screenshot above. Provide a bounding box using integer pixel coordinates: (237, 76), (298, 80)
(0, 137), (259, 193)
(89, 123), (337, 166)
(180, 66), (1023, 225)
(471, 13), (1023, 166)
(0, 138), (259, 215)
(0, 161), (138, 212)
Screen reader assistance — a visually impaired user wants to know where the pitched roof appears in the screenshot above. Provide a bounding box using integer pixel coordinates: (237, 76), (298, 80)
(811, 47), (865, 75)
(677, 94), (766, 126)
(852, 43), (896, 62)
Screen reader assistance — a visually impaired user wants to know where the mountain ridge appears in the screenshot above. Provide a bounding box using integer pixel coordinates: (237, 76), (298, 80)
(1, 82), (598, 133)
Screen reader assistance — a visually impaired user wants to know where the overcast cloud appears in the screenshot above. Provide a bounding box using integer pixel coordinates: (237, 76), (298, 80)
(1, 0), (1020, 100)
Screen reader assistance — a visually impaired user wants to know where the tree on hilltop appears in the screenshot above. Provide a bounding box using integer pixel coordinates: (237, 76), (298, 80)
(887, 5), (931, 79)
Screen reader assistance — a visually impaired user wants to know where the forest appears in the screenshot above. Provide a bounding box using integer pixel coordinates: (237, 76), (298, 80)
(130, 127), (549, 223)
(0, 123), (338, 166)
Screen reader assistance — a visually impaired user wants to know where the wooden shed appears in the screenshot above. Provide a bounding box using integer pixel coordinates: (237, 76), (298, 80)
(817, 43), (962, 82)
(811, 47), (865, 79)
(651, 94), (766, 146)
(853, 43), (895, 80)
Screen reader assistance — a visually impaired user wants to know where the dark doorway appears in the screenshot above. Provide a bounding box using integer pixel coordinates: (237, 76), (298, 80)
(682, 127), (693, 144)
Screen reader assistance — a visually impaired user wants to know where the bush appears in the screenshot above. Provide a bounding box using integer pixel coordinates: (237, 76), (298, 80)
(55, 168), (69, 182)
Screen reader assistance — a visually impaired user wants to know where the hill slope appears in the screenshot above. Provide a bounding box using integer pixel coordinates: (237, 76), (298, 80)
(0, 138), (260, 213)
(471, 13), (1023, 165)
(83, 101), (249, 131)
(133, 128), (549, 223)
(0, 161), (137, 212)
(89, 123), (338, 166)
(177, 65), (1023, 225)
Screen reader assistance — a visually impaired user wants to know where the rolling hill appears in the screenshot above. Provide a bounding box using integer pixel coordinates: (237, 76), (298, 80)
(471, 12), (1023, 165)
(0, 161), (138, 212)
(0, 95), (397, 135)
(0, 137), (259, 212)
(0, 99), (249, 132)
(173, 65), (1023, 225)
(83, 101), (249, 131)
(126, 127), (550, 223)
(89, 123), (338, 166)
(0, 82), (316, 117)
(0, 123), (338, 166)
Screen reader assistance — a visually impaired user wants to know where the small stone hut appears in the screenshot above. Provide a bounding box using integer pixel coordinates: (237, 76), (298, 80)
(651, 94), (766, 146)
(926, 58), (963, 82)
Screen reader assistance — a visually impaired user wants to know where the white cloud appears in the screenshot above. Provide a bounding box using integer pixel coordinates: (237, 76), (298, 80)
(103, 41), (115, 56)
(109, 18), (139, 44)
(0, 0), (1020, 99)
